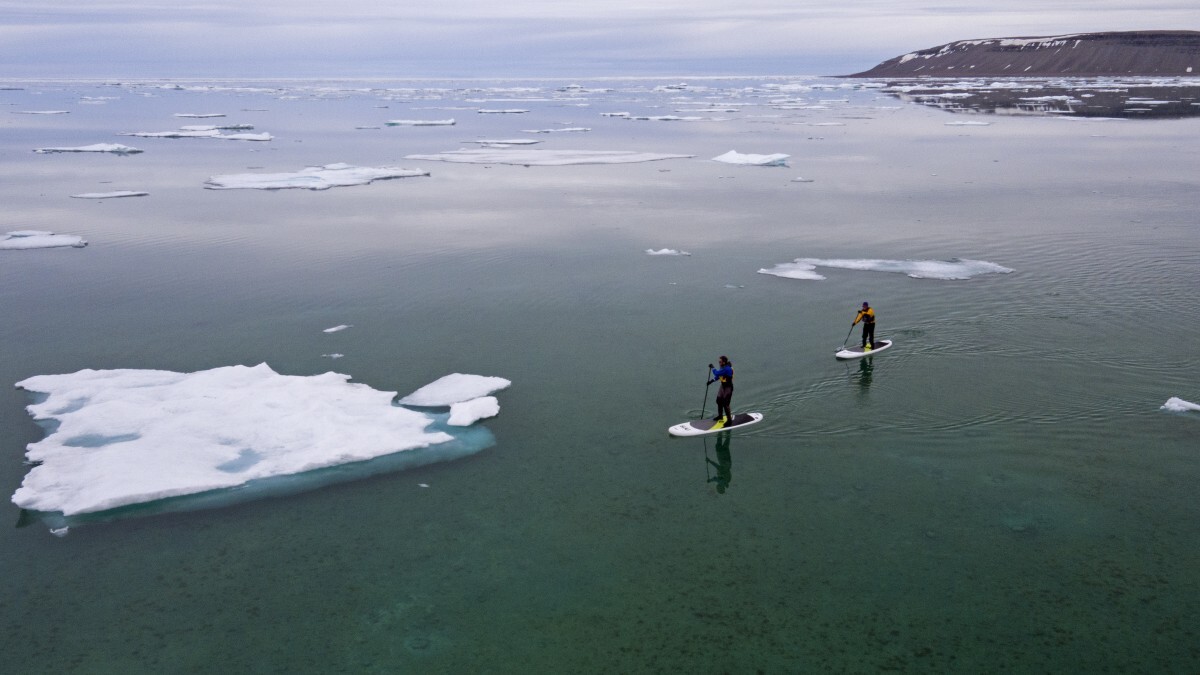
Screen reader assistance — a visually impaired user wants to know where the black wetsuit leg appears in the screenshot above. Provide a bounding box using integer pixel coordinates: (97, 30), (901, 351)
(716, 385), (733, 420)
(863, 323), (875, 348)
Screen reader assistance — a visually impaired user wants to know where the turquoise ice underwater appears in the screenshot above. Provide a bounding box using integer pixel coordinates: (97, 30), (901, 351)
(2, 77), (1199, 672)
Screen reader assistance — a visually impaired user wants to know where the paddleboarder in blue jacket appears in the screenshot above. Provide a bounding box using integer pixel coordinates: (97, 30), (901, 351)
(708, 356), (734, 425)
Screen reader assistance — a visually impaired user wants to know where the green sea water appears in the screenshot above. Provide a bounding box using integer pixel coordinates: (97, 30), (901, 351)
(2, 78), (1199, 673)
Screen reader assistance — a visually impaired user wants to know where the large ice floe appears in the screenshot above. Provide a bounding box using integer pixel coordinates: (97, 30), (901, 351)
(712, 150), (790, 166)
(404, 149), (693, 166)
(70, 191), (148, 199)
(34, 143), (142, 155)
(1, 230), (87, 249)
(1161, 397), (1200, 413)
(205, 163), (429, 190)
(759, 258), (1014, 281)
(122, 126), (271, 141)
(13, 364), (506, 531)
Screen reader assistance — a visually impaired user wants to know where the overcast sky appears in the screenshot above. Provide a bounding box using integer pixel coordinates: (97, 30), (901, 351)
(2, 1), (1197, 79)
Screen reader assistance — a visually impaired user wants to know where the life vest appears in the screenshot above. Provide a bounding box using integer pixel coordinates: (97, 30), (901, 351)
(855, 307), (875, 325)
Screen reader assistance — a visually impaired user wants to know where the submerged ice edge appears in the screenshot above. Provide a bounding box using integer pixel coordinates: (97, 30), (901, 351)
(13, 364), (507, 518)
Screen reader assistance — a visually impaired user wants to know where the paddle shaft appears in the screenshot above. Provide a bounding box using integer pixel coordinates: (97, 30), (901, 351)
(842, 323), (856, 348)
(699, 365), (712, 419)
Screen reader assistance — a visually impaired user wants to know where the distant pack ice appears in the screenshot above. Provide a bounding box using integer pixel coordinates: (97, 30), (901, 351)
(34, 143), (143, 155)
(205, 163), (429, 190)
(759, 258), (1015, 281)
(12, 364), (506, 518)
(404, 149), (693, 166)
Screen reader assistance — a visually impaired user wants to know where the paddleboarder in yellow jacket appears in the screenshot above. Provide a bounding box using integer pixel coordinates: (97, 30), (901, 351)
(853, 301), (876, 350)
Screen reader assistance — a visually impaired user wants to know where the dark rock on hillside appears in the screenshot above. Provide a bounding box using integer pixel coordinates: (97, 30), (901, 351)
(848, 31), (1200, 78)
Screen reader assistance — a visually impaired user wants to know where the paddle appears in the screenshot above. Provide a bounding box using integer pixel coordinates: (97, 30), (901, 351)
(841, 323), (856, 350)
(699, 363), (714, 419)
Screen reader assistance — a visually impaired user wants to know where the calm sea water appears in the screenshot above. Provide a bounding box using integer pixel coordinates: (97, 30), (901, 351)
(2, 77), (1199, 673)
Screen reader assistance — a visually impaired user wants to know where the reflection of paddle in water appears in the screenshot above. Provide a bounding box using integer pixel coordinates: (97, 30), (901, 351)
(704, 432), (733, 494)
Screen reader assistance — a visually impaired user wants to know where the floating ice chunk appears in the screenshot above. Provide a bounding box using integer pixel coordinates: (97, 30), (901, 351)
(218, 132), (272, 141)
(175, 113), (225, 118)
(630, 115), (708, 121)
(70, 191), (148, 199)
(646, 248), (690, 256)
(399, 373), (511, 407)
(404, 149), (692, 166)
(11, 364), (478, 517)
(34, 143), (142, 155)
(15, 110), (69, 115)
(712, 150), (789, 166)
(1, 230), (87, 249)
(205, 163), (429, 190)
(522, 127), (590, 133)
(1162, 397), (1200, 413)
(465, 139), (542, 147)
(945, 120), (992, 126)
(322, 353), (344, 359)
(386, 119), (455, 126)
(323, 324), (351, 333)
(601, 112), (630, 117)
(477, 109), (529, 114)
(761, 258), (1014, 280)
(122, 129), (222, 138)
(791, 177), (815, 183)
(757, 260), (825, 280)
(447, 396), (500, 426)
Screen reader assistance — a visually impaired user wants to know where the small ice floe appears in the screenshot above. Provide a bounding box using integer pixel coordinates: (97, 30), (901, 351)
(403, 149), (693, 166)
(1161, 397), (1200, 413)
(418, 483), (430, 488)
(205, 163), (429, 190)
(646, 248), (690, 256)
(630, 115), (708, 122)
(477, 109), (529, 114)
(1, 230), (87, 250)
(465, 139), (542, 148)
(34, 143), (142, 155)
(945, 120), (992, 126)
(712, 150), (789, 167)
(323, 324), (351, 333)
(522, 127), (590, 133)
(601, 112), (630, 117)
(447, 396), (500, 426)
(759, 257), (1014, 281)
(399, 373), (511, 406)
(385, 119), (456, 126)
(175, 113), (225, 118)
(122, 129), (222, 138)
(322, 353), (344, 359)
(14, 110), (69, 115)
(11, 363), (499, 520)
(70, 191), (148, 199)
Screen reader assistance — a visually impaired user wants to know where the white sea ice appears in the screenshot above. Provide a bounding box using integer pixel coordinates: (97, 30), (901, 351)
(448, 396), (500, 426)
(712, 150), (790, 166)
(465, 139), (542, 147)
(477, 109), (529, 114)
(323, 324), (351, 333)
(945, 120), (992, 126)
(70, 191), (148, 199)
(522, 127), (591, 133)
(759, 258), (1014, 281)
(12, 364), (485, 517)
(1161, 397), (1200, 413)
(175, 113), (225, 118)
(386, 119), (455, 126)
(205, 163), (429, 190)
(1, 230), (87, 250)
(34, 143), (143, 155)
(399, 373), (512, 407)
(404, 149), (693, 166)
(646, 248), (690, 256)
(122, 129), (222, 138)
(15, 110), (69, 115)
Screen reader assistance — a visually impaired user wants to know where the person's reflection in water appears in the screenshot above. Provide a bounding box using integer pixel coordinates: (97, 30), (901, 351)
(857, 356), (873, 392)
(705, 432), (733, 494)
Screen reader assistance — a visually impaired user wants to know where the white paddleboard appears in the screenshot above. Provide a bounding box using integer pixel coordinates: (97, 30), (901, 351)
(835, 339), (894, 360)
(668, 412), (763, 437)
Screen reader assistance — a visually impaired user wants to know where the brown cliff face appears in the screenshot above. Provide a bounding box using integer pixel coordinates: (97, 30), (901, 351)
(847, 31), (1200, 78)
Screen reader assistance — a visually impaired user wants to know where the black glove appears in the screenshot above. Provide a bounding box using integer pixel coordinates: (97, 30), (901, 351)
(708, 363), (714, 368)
(707, 379), (715, 385)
